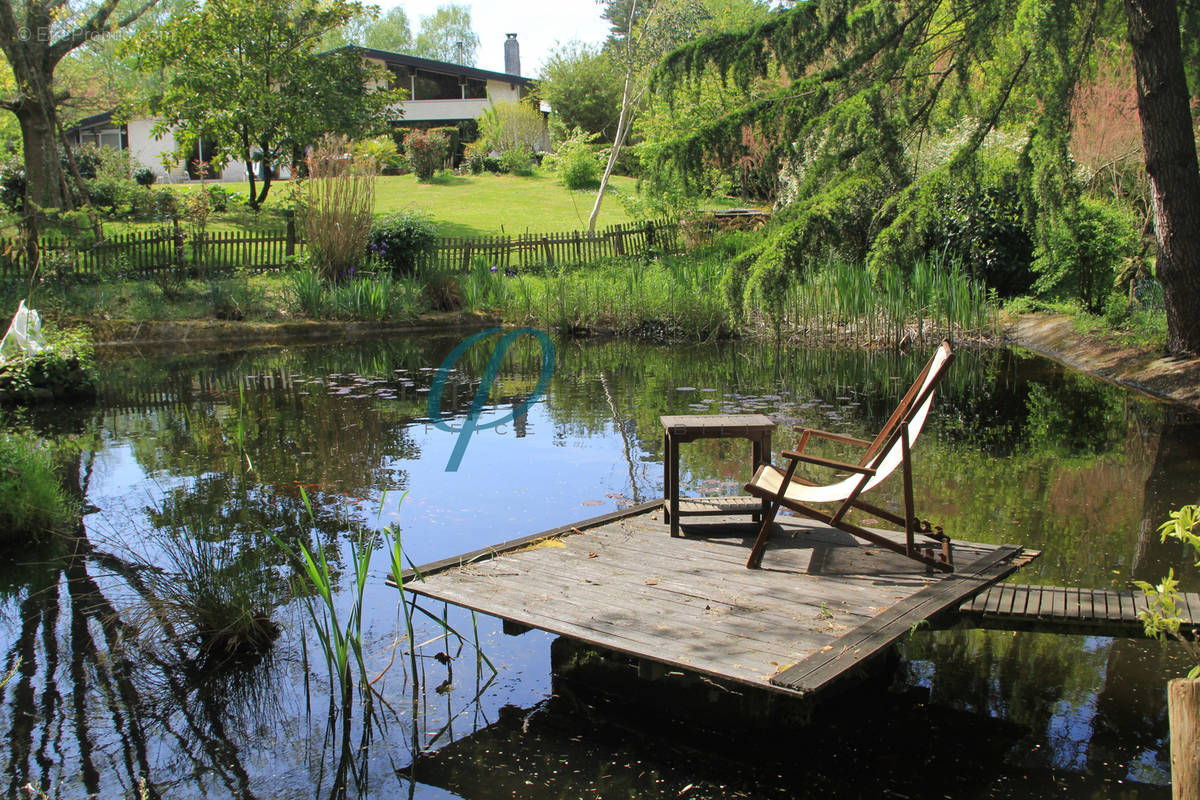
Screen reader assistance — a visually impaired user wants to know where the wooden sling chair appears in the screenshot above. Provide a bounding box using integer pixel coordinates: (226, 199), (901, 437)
(744, 340), (956, 572)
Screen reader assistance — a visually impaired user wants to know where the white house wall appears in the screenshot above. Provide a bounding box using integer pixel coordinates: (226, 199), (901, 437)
(127, 118), (188, 181)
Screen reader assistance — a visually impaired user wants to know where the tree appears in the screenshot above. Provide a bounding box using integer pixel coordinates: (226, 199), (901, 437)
(652, 0), (1200, 355)
(587, 0), (704, 233)
(362, 6), (412, 52)
(0, 0), (160, 209)
(139, 0), (398, 208)
(412, 4), (478, 65)
(539, 42), (624, 142)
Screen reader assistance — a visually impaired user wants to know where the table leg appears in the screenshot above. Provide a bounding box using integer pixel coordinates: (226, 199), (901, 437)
(755, 432), (771, 522)
(669, 435), (681, 537)
(750, 436), (763, 522)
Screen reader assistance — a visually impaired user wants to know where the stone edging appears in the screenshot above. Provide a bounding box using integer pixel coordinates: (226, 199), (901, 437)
(1003, 314), (1200, 411)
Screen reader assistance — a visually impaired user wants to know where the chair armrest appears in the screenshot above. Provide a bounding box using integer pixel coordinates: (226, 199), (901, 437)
(791, 426), (872, 448)
(780, 449), (876, 475)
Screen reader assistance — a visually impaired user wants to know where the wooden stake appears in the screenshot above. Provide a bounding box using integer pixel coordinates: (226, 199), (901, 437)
(1171, 677), (1200, 800)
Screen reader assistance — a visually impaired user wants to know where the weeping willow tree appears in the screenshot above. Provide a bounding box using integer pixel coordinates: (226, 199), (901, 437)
(650, 0), (1200, 355)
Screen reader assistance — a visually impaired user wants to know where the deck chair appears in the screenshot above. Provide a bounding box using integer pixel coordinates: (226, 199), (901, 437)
(744, 340), (956, 572)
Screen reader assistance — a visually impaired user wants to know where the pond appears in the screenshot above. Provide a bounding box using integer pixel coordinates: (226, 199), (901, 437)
(2, 331), (1198, 799)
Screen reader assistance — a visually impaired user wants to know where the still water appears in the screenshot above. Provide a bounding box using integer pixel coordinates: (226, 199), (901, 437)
(2, 332), (1198, 799)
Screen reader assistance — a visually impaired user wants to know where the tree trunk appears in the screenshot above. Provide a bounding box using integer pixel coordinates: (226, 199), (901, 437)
(14, 101), (64, 210)
(1126, 0), (1200, 356)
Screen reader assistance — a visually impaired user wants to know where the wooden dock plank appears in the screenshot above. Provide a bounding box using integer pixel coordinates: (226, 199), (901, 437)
(401, 506), (1032, 699)
(771, 546), (1021, 694)
(956, 583), (1200, 637)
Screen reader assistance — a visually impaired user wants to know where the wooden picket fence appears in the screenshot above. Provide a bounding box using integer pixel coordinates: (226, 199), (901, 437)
(0, 218), (678, 280)
(416, 220), (680, 272)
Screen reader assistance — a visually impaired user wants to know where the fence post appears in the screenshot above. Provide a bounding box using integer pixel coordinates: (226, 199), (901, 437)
(172, 216), (186, 274)
(285, 210), (296, 258)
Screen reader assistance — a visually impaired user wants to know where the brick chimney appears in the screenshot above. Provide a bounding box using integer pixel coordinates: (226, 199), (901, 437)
(504, 33), (520, 75)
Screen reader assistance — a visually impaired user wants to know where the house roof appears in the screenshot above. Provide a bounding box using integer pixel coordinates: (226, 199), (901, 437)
(336, 45), (536, 89)
(66, 110), (121, 133)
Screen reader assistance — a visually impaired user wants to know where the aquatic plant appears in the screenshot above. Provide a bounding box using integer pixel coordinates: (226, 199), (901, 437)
(1136, 505), (1200, 677)
(0, 426), (75, 541)
(139, 522), (282, 664)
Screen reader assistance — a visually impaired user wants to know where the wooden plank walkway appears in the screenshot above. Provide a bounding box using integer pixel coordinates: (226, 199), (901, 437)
(397, 503), (1036, 697)
(958, 583), (1199, 636)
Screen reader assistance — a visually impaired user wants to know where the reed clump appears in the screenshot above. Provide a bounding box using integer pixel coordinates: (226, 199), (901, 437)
(304, 135), (379, 282)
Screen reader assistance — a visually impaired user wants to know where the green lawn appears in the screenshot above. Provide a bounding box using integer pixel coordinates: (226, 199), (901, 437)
(373, 172), (645, 237)
(165, 171), (648, 237)
(6, 170), (740, 241)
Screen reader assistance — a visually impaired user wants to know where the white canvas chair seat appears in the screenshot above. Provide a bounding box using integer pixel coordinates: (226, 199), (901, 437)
(744, 341), (954, 572)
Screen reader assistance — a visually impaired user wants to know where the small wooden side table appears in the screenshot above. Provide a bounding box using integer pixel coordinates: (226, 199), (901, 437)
(661, 414), (775, 537)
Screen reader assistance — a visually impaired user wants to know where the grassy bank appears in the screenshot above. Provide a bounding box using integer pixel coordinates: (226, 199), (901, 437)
(7, 243), (999, 347)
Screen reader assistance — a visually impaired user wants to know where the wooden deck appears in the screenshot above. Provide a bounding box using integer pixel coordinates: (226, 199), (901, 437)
(397, 502), (1037, 697)
(958, 583), (1198, 637)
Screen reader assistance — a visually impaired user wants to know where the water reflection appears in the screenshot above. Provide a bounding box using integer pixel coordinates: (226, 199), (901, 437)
(1, 334), (1196, 798)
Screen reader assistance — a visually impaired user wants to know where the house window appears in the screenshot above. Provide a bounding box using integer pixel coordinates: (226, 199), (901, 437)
(463, 77), (486, 99)
(99, 130), (123, 150)
(388, 65), (410, 93)
(413, 70), (462, 100)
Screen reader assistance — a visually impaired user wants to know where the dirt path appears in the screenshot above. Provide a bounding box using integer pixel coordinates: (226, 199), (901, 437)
(1004, 314), (1200, 410)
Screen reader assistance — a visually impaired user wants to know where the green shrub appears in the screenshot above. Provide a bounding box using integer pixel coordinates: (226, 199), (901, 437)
(134, 167), (156, 186)
(550, 128), (601, 190)
(498, 149), (533, 176)
(463, 143), (486, 175)
(482, 156), (501, 174)
(1033, 197), (1138, 313)
(0, 325), (97, 403)
(0, 427), (74, 540)
(932, 156), (1034, 297)
(354, 135), (405, 173)
(85, 175), (130, 210)
(404, 129), (449, 181)
(367, 211), (438, 275)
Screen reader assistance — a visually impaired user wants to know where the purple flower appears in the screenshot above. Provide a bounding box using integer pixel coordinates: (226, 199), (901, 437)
(490, 265), (498, 273)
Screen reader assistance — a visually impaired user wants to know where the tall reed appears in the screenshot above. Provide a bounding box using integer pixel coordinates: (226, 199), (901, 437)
(304, 135), (378, 282)
(776, 257), (996, 346)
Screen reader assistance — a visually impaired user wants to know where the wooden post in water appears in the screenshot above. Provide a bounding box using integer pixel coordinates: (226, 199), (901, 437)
(1171, 678), (1200, 799)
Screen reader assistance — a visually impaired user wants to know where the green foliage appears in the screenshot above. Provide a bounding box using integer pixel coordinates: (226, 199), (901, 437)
(1032, 197), (1138, 314)
(133, 168), (156, 186)
(286, 263), (423, 320)
(0, 325), (96, 403)
(1135, 505), (1200, 678)
(645, 0), (1182, 321)
(539, 42), (624, 142)
(476, 99), (546, 157)
(360, 6), (412, 51)
(871, 146), (1035, 298)
(462, 143), (486, 174)
(368, 210), (438, 274)
(404, 129), (449, 181)
(548, 128), (602, 189)
(497, 148), (533, 176)
(411, 3), (479, 64)
(0, 161), (24, 212)
(354, 136), (404, 172)
(0, 427), (74, 541)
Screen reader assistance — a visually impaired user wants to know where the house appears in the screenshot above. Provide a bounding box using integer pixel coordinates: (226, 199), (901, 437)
(66, 35), (540, 181)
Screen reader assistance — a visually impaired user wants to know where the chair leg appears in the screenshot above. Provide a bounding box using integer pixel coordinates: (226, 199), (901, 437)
(746, 500), (782, 569)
